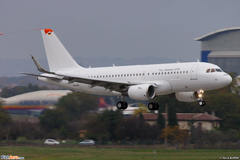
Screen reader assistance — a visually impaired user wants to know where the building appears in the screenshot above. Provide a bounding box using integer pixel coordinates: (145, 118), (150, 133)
(195, 27), (240, 75)
(142, 112), (222, 130)
(1, 90), (72, 116)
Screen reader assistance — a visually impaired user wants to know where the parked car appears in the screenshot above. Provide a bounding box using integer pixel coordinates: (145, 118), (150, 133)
(44, 139), (60, 145)
(79, 139), (95, 145)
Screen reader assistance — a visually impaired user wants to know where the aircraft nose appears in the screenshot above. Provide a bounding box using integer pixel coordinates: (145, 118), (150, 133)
(223, 74), (232, 86)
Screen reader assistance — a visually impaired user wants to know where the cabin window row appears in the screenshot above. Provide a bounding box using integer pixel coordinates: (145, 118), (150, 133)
(149, 71), (188, 76)
(90, 73), (144, 78)
(88, 71), (188, 78)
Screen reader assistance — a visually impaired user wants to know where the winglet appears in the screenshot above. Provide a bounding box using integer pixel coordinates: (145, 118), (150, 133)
(31, 55), (55, 74)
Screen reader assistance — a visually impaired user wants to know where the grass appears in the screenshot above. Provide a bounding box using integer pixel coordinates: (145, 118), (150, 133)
(0, 146), (239, 160)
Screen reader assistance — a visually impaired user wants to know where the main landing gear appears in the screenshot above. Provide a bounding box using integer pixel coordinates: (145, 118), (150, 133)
(116, 97), (159, 110)
(116, 101), (128, 109)
(116, 96), (128, 109)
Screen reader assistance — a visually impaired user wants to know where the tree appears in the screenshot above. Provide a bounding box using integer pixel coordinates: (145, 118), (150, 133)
(39, 109), (69, 139)
(133, 104), (148, 115)
(116, 116), (160, 141)
(56, 92), (98, 121)
(167, 105), (178, 127)
(0, 106), (14, 140)
(157, 110), (165, 130)
(160, 126), (189, 143)
(1, 83), (49, 98)
(85, 109), (124, 141)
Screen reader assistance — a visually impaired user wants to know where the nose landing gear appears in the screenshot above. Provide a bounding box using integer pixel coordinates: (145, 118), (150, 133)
(197, 89), (206, 106)
(198, 100), (206, 106)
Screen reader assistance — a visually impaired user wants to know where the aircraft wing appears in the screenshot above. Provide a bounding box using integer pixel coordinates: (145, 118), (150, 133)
(21, 72), (138, 92)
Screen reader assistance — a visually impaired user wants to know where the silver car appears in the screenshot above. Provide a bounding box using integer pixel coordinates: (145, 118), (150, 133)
(79, 139), (95, 145)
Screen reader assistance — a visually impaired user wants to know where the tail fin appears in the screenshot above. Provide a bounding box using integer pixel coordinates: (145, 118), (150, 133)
(41, 29), (83, 72)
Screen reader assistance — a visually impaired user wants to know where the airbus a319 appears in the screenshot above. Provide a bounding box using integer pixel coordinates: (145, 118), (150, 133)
(22, 29), (232, 110)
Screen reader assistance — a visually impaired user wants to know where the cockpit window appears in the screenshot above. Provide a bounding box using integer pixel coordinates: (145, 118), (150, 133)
(215, 68), (223, 72)
(206, 68), (223, 73)
(211, 69), (215, 72)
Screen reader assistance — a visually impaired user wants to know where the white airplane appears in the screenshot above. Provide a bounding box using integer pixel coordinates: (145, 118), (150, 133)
(22, 29), (232, 110)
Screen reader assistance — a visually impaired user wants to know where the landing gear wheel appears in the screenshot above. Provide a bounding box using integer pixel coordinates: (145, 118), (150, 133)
(148, 102), (159, 110)
(116, 101), (128, 109)
(116, 101), (122, 109)
(148, 102), (155, 110)
(198, 101), (206, 106)
(123, 101), (128, 109)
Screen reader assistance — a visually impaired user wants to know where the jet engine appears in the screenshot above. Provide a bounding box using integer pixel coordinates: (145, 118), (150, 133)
(128, 84), (155, 101)
(175, 91), (202, 102)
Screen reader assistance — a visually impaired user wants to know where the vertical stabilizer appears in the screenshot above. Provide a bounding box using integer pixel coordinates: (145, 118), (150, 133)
(41, 29), (82, 72)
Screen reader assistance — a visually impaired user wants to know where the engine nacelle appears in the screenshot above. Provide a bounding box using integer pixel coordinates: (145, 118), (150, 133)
(128, 84), (155, 101)
(175, 91), (201, 102)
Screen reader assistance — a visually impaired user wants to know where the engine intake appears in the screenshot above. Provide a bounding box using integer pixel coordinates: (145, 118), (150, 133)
(128, 84), (155, 101)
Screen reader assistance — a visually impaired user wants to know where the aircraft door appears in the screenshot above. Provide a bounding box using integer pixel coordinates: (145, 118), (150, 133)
(190, 64), (199, 80)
